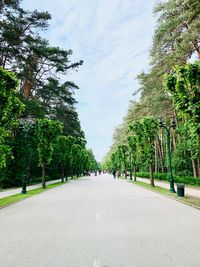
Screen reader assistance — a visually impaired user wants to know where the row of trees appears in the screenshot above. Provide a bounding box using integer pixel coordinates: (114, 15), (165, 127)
(0, 1), (98, 188)
(102, 0), (200, 185)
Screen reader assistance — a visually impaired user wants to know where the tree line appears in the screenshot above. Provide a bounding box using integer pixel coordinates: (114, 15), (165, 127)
(103, 0), (200, 186)
(0, 1), (98, 188)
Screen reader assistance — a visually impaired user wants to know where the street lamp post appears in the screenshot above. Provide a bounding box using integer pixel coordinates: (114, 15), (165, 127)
(159, 117), (176, 193)
(19, 118), (35, 194)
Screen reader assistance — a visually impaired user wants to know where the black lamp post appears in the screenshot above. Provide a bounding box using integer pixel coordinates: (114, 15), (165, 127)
(159, 116), (176, 193)
(19, 118), (35, 194)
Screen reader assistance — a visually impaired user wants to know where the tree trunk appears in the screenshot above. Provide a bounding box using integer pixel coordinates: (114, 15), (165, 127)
(197, 159), (200, 178)
(192, 158), (197, 178)
(155, 141), (158, 173)
(149, 163), (154, 187)
(197, 51), (200, 60)
(125, 169), (127, 179)
(24, 79), (32, 98)
(24, 55), (38, 98)
(157, 136), (165, 173)
(65, 169), (68, 181)
(172, 128), (177, 151)
(42, 163), (46, 188)
(160, 131), (165, 164)
(61, 166), (65, 183)
(134, 165), (136, 182)
(193, 43), (200, 59)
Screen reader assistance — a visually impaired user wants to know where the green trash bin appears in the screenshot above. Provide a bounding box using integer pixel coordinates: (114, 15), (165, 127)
(177, 184), (185, 197)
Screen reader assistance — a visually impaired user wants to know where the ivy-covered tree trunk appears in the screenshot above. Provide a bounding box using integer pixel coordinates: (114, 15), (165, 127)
(149, 163), (154, 187)
(42, 163), (46, 188)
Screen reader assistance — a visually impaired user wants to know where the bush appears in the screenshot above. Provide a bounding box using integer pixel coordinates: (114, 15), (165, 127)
(136, 172), (200, 186)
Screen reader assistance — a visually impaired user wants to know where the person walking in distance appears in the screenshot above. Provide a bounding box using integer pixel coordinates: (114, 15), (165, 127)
(112, 170), (116, 179)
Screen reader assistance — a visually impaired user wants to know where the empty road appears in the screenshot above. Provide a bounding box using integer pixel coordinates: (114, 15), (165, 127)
(1, 174), (200, 267)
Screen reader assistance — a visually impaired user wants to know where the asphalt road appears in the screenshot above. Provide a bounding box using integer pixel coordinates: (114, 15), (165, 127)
(1, 174), (200, 267)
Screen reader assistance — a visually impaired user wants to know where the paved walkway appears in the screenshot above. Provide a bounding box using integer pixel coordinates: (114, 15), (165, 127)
(137, 177), (200, 198)
(0, 179), (61, 199)
(1, 174), (200, 267)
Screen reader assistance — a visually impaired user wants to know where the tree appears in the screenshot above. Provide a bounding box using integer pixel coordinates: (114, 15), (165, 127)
(0, 7), (51, 69)
(0, 67), (24, 167)
(0, 0), (20, 12)
(0, 1), (92, 189)
(164, 62), (200, 177)
(19, 41), (83, 98)
(70, 144), (84, 177)
(37, 77), (84, 139)
(152, 0), (200, 72)
(53, 135), (75, 182)
(36, 119), (63, 188)
(117, 144), (128, 178)
(130, 117), (159, 186)
(127, 135), (137, 181)
(85, 149), (98, 173)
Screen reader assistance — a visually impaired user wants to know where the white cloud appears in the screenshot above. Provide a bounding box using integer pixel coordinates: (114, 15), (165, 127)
(22, 0), (156, 161)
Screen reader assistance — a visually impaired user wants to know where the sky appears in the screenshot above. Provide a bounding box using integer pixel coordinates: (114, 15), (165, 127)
(23, 0), (156, 162)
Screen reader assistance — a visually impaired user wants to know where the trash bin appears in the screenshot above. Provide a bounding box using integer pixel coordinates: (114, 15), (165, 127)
(177, 184), (185, 197)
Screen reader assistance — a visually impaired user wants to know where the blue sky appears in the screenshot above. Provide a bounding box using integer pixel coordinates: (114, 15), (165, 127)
(23, 0), (156, 161)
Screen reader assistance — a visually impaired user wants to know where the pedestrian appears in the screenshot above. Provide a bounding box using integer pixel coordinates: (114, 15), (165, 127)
(112, 170), (116, 179)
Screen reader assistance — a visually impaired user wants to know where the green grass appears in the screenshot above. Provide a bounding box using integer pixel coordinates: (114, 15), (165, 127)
(0, 182), (65, 208)
(129, 180), (200, 210)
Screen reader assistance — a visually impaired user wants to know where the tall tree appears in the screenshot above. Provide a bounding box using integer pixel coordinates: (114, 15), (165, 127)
(164, 62), (200, 177)
(130, 117), (159, 186)
(53, 135), (75, 182)
(151, 0), (200, 72)
(36, 119), (63, 188)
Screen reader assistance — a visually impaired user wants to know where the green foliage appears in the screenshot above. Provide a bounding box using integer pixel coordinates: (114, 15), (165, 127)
(164, 62), (200, 127)
(0, 67), (24, 168)
(53, 135), (75, 180)
(152, 0), (200, 71)
(104, 2), (200, 181)
(130, 117), (158, 164)
(164, 62), (200, 160)
(36, 119), (63, 168)
(0, 1), (96, 189)
(0, 67), (24, 126)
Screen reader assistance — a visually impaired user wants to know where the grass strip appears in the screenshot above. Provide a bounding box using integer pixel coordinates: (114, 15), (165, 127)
(129, 180), (200, 210)
(0, 182), (65, 209)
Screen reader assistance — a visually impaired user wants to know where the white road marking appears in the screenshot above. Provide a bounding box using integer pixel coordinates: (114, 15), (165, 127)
(96, 214), (100, 221)
(93, 259), (101, 267)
